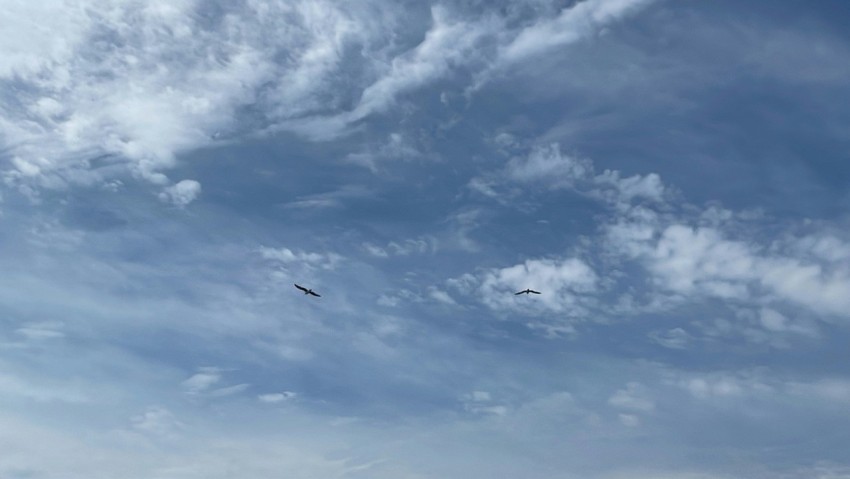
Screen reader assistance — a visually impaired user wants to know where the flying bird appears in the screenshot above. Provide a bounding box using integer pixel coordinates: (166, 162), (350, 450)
(294, 283), (321, 297)
(514, 289), (541, 295)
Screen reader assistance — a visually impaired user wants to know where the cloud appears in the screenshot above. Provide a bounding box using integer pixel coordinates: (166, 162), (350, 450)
(259, 246), (343, 271)
(611, 222), (850, 317)
(182, 368), (249, 398)
(132, 406), (184, 437)
(182, 370), (222, 395)
(0, 370), (89, 403)
(608, 382), (655, 412)
(1, 0), (658, 196)
(258, 392), (297, 404)
(648, 328), (692, 350)
(618, 413), (640, 427)
(282, 185), (374, 210)
(500, 0), (657, 64)
(14, 321), (65, 341)
(471, 143), (668, 208)
(363, 236), (436, 257)
(345, 133), (424, 171)
(0, 0), (372, 189)
(451, 256), (598, 321)
(461, 390), (508, 416)
(678, 373), (771, 401)
(428, 288), (457, 305)
(348, 7), (497, 120)
(158, 179), (202, 206)
(468, 141), (850, 345)
(505, 143), (594, 187)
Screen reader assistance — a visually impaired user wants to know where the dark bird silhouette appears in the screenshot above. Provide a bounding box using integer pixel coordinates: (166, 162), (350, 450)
(294, 283), (321, 297)
(514, 289), (541, 295)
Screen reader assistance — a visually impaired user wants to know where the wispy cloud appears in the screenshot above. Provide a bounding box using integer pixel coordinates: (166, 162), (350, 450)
(2, 0), (657, 196)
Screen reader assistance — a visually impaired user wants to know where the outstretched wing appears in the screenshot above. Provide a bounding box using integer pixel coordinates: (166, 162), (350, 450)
(515, 290), (526, 295)
(308, 291), (321, 297)
(294, 283), (308, 293)
(529, 290), (541, 294)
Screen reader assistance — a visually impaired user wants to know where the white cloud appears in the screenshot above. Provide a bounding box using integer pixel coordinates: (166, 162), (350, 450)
(182, 370), (221, 395)
(132, 406), (184, 437)
(461, 390), (508, 416)
(14, 321), (65, 341)
(209, 383), (250, 397)
(501, 0), (657, 64)
(0, 370), (88, 403)
(348, 7), (499, 123)
(182, 369), (249, 398)
(608, 382), (655, 412)
(613, 222), (850, 318)
(456, 256), (598, 315)
(600, 471), (732, 479)
(758, 308), (816, 337)
(468, 141), (850, 343)
(1, 0), (658, 195)
(259, 246), (343, 271)
(258, 392), (297, 403)
(787, 379), (850, 405)
(345, 133), (423, 171)
(472, 143), (667, 207)
(158, 179), (201, 207)
(648, 328), (692, 350)
(618, 413), (640, 427)
(282, 185), (373, 210)
(363, 236), (436, 257)
(428, 288), (457, 305)
(0, 0), (371, 190)
(505, 143), (593, 186)
(679, 374), (771, 401)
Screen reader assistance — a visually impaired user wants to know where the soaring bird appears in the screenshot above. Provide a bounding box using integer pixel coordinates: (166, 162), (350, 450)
(294, 283), (321, 297)
(514, 289), (541, 295)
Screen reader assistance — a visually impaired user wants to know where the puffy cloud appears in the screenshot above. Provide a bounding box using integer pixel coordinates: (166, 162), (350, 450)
(472, 143), (668, 207)
(452, 256), (598, 318)
(613, 222), (850, 318)
(158, 179), (201, 207)
(505, 143), (594, 187)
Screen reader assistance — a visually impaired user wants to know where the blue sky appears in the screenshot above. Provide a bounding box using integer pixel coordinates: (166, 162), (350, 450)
(2, 0), (850, 477)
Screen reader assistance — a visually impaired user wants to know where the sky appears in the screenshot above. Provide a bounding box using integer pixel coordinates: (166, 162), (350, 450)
(2, 0), (850, 477)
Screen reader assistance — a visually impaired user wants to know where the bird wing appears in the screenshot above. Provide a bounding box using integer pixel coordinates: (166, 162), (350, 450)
(308, 291), (321, 297)
(515, 290), (525, 295)
(529, 290), (541, 294)
(294, 283), (308, 292)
